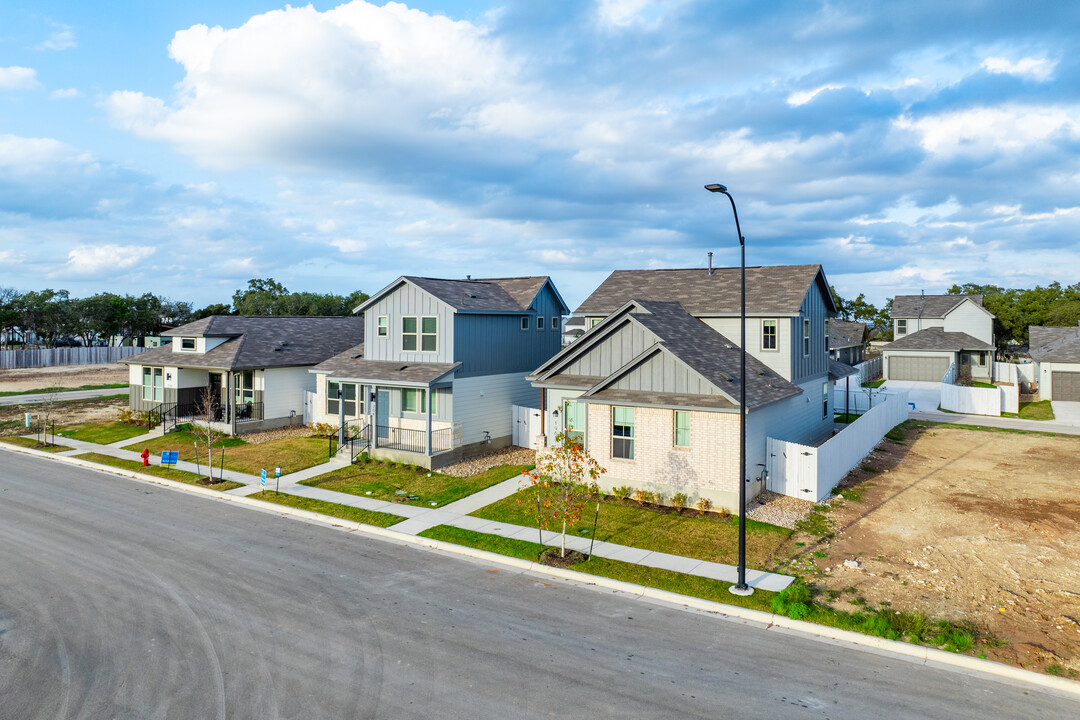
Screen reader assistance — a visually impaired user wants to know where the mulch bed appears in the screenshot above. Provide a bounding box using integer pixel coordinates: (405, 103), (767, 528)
(538, 548), (588, 568)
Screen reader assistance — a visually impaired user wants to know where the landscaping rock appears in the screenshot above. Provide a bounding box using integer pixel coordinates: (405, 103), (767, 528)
(844, 559), (862, 569)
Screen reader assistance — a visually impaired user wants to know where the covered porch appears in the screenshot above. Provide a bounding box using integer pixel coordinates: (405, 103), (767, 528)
(130, 365), (265, 434)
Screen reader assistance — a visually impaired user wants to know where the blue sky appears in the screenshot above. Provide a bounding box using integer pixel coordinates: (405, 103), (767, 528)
(2, 1), (1079, 310)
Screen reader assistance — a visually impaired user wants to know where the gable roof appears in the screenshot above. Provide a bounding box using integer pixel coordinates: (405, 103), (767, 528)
(574, 264), (834, 317)
(882, 327), (994, 352)
(532, 299), (801, 410)
(891, 294), (984, 319)
(1028, 325), (1080, 363)
(356, 276), (568, 315)
(124, 316), (365, 370)
(829, 320), (867, 350)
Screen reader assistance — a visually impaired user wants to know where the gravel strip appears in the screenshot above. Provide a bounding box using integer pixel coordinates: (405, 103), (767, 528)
(746, 490), (815, 529)
(439, 447), (536, 477)
(241, 425), (317, 445)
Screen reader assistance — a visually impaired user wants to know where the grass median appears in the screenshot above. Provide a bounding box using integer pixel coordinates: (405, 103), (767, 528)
(0, 436), (72, 452)
(78, 452), (244, 491)
(60, 421), (151, 445)
(126, 432), (329, 475)
(248, 491), (405, 527)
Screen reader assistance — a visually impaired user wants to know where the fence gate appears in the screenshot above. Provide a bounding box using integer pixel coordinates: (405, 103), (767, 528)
(303, 391), (315, 425)
(766, 437), (818, 500)
(512, 405), (541, 449)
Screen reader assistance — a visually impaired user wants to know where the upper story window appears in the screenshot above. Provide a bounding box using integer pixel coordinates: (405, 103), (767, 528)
(674, 410), (690, 448)
(802, 319), (810, 356)
(762, 320), (777, 351)
(537, 317), (544, 330)
(822, 382), (829, 419)
(897, 319), (907, 335)
(377, 316), (388, 337)
(590, 318), (602, 328)
(180, 337), (196, 351)
(551, 317), (558, 331)
(402, 316), (438, 352)
(824, 319), (830, 349)
(612, 406), (635, 459)
(521, 316), (530, 331)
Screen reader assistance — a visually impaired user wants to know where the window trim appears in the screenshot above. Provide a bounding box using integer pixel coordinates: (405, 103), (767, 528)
(803, 319), (810, 357)
(761, 319), (778, 351)
(590, 318), (602, 328)
(401, 387), (426, 414)
(521, 316), (530, 331)
(612, 406), (635, 460)
(402, 316), (418, 352)
(377, 316), (388, 337)
(563, 400), (584, 445)
(824, 319), (830, 350)
(537, 316), (544, 330)
(897, 319), (907, 335)
(420, 316), (437, 352)
(551, 317), (559, 331)
(180, 337), (197, 351)
(326, 380), (360, 417)
(142, 367), (163, 402)
(822, 382), (829, 419)
(673, 410), (690, 448)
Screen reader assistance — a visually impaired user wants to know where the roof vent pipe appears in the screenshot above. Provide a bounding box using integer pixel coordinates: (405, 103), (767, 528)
(708, 252), (714, 275)
(466, 274), (472, 281)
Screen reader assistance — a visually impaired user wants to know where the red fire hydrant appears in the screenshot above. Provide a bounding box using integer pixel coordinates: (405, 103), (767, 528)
(141, 448), (150, 466)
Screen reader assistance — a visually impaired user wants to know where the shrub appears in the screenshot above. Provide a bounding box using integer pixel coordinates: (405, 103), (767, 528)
(956, 362), (973, 387)
(116, 408), (135, 424)
(653, 492), (666, 506)
(632, 489), (652, 504)
(695, 497), (712, 513)
(772, 581), (812, 620)
(310, 422), (335, 438)
(671, 492), (689, 509)
(717, 506), (730, 520)
(613, 485), (633, 502)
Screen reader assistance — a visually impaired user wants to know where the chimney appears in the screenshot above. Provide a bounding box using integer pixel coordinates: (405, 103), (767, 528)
(708, 252), (714, 275)
(466, 274), (472, 281)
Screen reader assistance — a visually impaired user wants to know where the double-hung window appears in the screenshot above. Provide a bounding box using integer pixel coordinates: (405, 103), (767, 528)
(803, 319), (810, 356)
(564, 401), (585, 445)
(674, 411), (690, 448)
(421, 317), (437, 352)
(612, 406), (635, 459)
(142, 367), (163, 402)
(521, 316), (530, 330)
(551, 317), (559, 331)
(403, 316), (436, 352)
(897, 319), (907, 335)
(401, 388), (426, 414)
(537, 317), (545, 330)
(326, 381), (359, 417)
(377, 316), (388, 337)
(234, 370), (254, 406)
(822, 382), (829, 419)
(762, 320), (777, 351)
(824, 319), (830, 351)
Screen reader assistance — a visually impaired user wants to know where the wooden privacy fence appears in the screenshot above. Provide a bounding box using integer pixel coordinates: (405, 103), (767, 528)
(767, 391), (910, 502)
(0, 346), (145, 370)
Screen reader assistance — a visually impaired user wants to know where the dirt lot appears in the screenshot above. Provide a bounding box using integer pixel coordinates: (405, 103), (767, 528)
(0, 363), (128, 393)
(800, 422), (1080, 674)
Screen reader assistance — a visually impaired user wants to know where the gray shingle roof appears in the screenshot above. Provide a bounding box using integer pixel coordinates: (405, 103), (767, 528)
(125, 316), (365, 370)
(585, 389), (737, 411)
(882, 327), (994, 351)
(829, 359), (858, 381)
(1028, 325), (1080, 363)
(360, 276), (565, 315)
(574, 264), (831, 316)
(829, 320), (867, 350)
(316, 358), (460, 385)
(891, 294), (983, 319)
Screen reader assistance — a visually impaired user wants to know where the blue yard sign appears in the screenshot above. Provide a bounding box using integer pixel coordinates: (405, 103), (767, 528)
(261, 468), (267, 489)
(161, 451), (179, 466)
(275, 466), (281, 478)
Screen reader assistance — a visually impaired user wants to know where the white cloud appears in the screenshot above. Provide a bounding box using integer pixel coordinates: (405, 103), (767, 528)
(66, 244), (155, 275)
(895, 105), (1080, 156)
(596, 0), (653, 27)
(38, 27), (77, 51)
(50, 88), (82, 99)
(0, 66), (40, 90)
(0, 134), (97, 174)
(786, 84), (845, 106)
(330, 238), (367, 253)
(315, 219), (337, 233)
(982, 56), (1056, 81)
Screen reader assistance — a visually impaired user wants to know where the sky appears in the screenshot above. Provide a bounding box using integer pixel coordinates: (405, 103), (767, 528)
(1, 0), (1079, 311)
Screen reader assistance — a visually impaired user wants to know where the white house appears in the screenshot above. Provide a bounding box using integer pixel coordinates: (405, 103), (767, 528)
(1028, 323), (1080, 401)
(883, 294), (996, 382)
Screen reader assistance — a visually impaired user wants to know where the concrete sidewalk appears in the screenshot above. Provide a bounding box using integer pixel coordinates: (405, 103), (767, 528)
(14, 433), (796, 592)
(910, 410), (1080, 436)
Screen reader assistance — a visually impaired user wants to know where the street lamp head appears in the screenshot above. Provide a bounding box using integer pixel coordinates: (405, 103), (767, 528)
(704, 183), (728, 194)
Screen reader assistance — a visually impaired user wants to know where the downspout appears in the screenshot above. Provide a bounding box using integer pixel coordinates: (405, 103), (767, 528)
(540, 388), (546, 436)
(425, 385), (433, 456)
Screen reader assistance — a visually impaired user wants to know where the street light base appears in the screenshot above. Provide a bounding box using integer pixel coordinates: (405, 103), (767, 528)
(728, 585), (754, 597)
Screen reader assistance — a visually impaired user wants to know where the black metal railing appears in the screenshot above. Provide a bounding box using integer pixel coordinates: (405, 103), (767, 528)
(431, 427), (454, 454)
(347, 424), (371, 463)
(374, 425), (455, 455)
(234, 401), (263, 424)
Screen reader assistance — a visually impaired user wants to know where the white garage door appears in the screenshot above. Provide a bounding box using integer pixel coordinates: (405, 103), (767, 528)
(1052, 372), (1080, 402)
(889, 355), (950, 382)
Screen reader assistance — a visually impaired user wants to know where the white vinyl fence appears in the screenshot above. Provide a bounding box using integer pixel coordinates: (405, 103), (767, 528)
(832, 385), (892, 416)
(995, 362), (1037, 389)
(0, 345), (145, 370)
(939, 362), (1020, 416)
(767, 391), (909, 502)
(303, 391), (316, 425)
(852, 356), (882, 385)
(511, 405), (541, 449)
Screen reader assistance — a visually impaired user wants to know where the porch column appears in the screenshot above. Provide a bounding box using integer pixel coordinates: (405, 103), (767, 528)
(371, 386), (378, 450)
(425, 386), (432, 455)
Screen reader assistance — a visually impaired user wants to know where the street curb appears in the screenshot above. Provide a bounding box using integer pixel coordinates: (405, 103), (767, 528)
(3, 441), (1078, 699)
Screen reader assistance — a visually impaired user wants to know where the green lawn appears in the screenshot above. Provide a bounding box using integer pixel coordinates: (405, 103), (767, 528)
(0, 436), (72, 452)
(303, 461), (532, 508)
(833, 412), (861, 424)
(861, 379), (886, 388)
(471, 492), (793, 568)
(250, 491), (405, 527)
(59, 421), (150, 445)
(1019, 400), (1054, 420)
(970, 381), (996, 389)
(79, 452), (244, 491)
(124, 433), (330, 475)
(0, 383), (127, 397)
(417, 526), (776, 613)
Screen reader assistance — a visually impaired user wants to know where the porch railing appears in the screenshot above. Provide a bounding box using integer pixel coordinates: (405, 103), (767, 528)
(234, 401), (264, 424)
(375, 425), (455, 455)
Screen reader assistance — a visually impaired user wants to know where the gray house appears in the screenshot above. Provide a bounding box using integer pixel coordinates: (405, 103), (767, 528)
(829, 320), (868, 365)
(528, 264), (845, 510)
(310, 275), (569, 468)
(1028, 323), (1080, 401)
(123, 316), (365, 434)
(883, 294), (996, 381)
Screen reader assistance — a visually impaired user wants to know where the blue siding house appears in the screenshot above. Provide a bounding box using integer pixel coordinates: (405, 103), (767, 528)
(311, 275), (568, 468)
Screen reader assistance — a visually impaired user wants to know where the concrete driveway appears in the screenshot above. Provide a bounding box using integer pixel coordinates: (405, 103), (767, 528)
(1051, 401), (1080, 425)
(881, 380), (941, 411)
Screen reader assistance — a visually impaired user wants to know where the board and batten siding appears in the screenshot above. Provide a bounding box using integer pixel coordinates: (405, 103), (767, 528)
(793, 284), (830, 381)
(745, 377), (831, 482)
(942, 300), (994, 345)
(261, 367), (315, 420)
(609, 349), (722, 395)
(454, 309), (561, 379)
(555, 319), (660, 378)
(363, 280), (456, 364)
(700, 316), (792, 380)
(452, 372), (538, 445)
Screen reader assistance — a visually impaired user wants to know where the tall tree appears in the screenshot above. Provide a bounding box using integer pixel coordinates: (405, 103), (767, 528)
(0, 287), (21, 348)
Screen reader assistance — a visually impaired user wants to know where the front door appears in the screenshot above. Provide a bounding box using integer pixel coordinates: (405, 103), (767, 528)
(208, 373), (223, 420)
(377, 389), (390, 439)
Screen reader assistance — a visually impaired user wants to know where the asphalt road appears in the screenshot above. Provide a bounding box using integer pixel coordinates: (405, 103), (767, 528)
(0, 452), (1074, 719)
(0, 388), (126, 406)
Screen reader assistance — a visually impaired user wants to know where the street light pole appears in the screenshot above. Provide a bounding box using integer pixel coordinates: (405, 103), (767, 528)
(705, 183), (753, 596)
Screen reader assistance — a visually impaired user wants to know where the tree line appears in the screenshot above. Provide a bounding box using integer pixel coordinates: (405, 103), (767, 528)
(830, 281), (1080, 348)
(0, 279), (369, 348)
